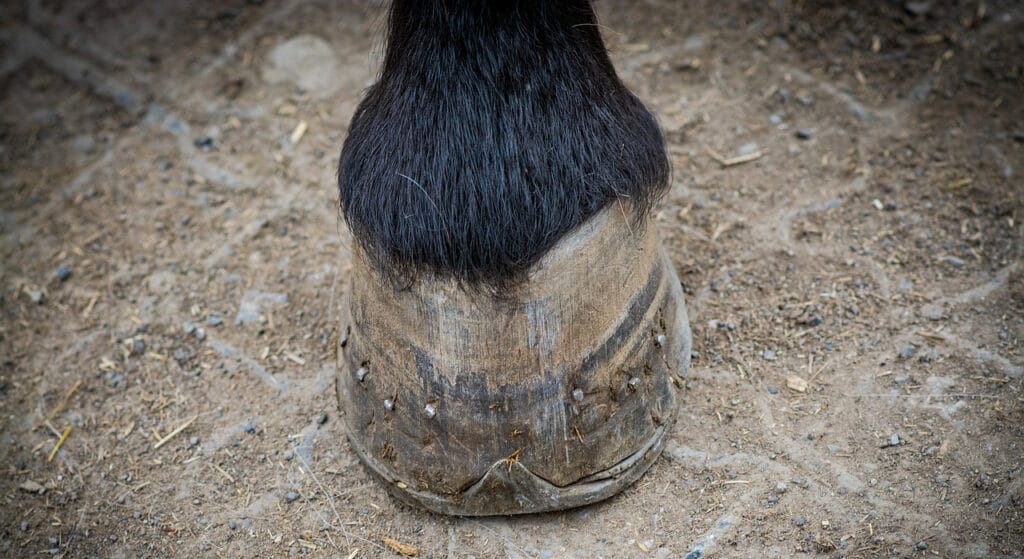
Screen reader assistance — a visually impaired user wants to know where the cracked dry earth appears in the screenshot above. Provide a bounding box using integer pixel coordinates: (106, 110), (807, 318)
(1, 1), (1022, 558)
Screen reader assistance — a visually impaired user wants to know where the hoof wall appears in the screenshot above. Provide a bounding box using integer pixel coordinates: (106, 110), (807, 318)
(337, 208), (692, 515)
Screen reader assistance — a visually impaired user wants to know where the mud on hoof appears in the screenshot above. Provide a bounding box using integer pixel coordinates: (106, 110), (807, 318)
(336, 208), (692, 515)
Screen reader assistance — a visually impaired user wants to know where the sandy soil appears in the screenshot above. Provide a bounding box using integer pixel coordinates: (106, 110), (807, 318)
(1, 1), (1022, 557)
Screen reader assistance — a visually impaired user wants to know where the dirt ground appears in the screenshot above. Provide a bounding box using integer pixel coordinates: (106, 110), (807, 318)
(1, 0), (1022, 557)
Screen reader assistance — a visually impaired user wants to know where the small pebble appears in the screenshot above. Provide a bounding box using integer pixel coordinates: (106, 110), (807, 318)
(942, 255), (965, 268)
(228, 521), (238, 530)
(769, 113), (782, 125)
(207, 314), (224, 327)
(883, 200), (898, 211)
(904, 1), (932, 16)
(133, 511), (141, 519)
(20, 521), (28, 531)
(29, 290), (44, 304)
(889, 434), (900, 447)
(188, 436), (199, 448)
(316, 412), (328, 425)
(193, 136), (215, 150)
(55, 265), (71, 282)
(775, 481), (788, 494)
(767, 495), (779, 504)
(893, 375), (910, 385)
(283, 450), (295, 461)
(737, 142), (759, 156)
(130, 338), (146, 356)
(761, 349), (776, 361)
(898, 345), (916, 360)
(767, 386), (779, 395)
(285, 491), (299, 502)
(847, 305), (860, 316)
(795, 128), (813, 140)
(173, 349), (190, 363)
(795, 516), (806, 527)
(914, 541), (927, 551)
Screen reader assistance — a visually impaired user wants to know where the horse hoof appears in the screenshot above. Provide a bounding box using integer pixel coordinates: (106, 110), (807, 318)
(336, 208), (692, 515)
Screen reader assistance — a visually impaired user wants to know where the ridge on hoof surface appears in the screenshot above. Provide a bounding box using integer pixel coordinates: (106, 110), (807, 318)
(336, 208), (692, 515)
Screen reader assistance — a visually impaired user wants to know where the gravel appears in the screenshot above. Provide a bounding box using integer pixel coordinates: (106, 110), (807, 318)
(236, 291), (289, 325)
(737, 142), (759, 156)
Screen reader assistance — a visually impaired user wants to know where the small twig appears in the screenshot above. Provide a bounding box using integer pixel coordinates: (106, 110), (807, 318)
(707, 147), (765, 167)
(942, 177), (973, 191)
(153, 415), (198, 449)
(46, 379), (83, 422)
(210, 463), (235, 483)
(917, 330), (946, 342)
(47, 426), (72, 462)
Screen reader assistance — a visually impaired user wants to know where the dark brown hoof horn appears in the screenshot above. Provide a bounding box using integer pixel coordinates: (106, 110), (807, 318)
(337, 208), (692, 515)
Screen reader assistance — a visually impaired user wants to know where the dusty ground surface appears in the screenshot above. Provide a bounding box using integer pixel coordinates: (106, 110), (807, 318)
(1, 0), (1022, 557)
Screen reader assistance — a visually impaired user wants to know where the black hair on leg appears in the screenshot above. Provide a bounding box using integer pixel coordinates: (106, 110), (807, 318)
(338, 0), (670, 289)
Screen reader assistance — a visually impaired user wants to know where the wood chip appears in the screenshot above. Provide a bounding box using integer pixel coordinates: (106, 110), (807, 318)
(787, 375), (809, 393)
(19, 479), (45, 493)
(290, 120), (308, 144)
(383, 537), (418, 557)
